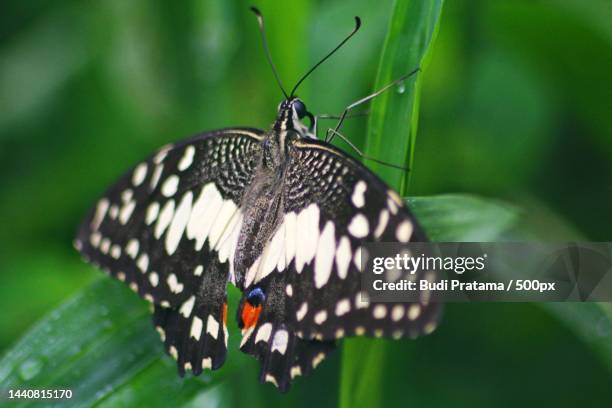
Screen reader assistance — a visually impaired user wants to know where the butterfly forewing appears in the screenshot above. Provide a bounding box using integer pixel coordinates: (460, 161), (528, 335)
(75, 127), (264, 373)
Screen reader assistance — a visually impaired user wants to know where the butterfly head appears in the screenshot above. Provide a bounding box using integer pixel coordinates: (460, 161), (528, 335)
(275, 97), (315, 138)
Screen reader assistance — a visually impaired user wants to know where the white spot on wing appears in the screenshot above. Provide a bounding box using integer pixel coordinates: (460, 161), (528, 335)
(387, 197), (398, 214)
(137, 254), (149, 272)
(407, 304), (421, 320)
(356, 291), (369, 308)
(271, 329), (289, 354)
(208, 200), (238, 249)
(156, 326), (165, 341)
(167, 273), (184, 294)
(335, 236), (351, 279)
(202, 357), (212, 369)
(260, 223), (285, 279)
(291, 366), (302, 379)
(348, 213), (369, 238)
(132, 163), (148, 186)
(161, 175), (179, 197)
(373, 305), (387, 319)
(217, 212), (243, 283)
(335, 298), (351, 316)
(119, 200), (136, 225)
(353, 246), (362, 271)
(240, 327), (255, 348)
(190, 316), (203, 340)
(100, 238), (110, 254)
(396, 220), (413, 242)
(150, 164), (163, 190)
(165, 191), (193, 255)
(109, 205), (118, 220)
(126, 239), (139, 258)
(155, 199), (175, 239)
(265, 374), (278, 387)
(177, 145), (195, 171)
(374, 209), (390, 238)
(244, 257), (261, 288)
(149, 272), (159, 287)
(90, 232), (101, 247)
(296, 302), (308, 321)
(284, 211), (297, 267)
(314, 221), (335, 288)
(312, 353), (325, 368)
(154, 144), (172, 164)
(255, 323), (272, 343)
(296, 204), (319, 272)
(351, 180), (367, 208)
(91, 199), (109, 230)
(110, 244), (121, 259)
(314, 310), (327, 324)
(187, 183), (223, 250)
(388, 190), (403, 206)
(392, 305), (405, 321)
(424, 322), (437, 335)
(121, 189), (133, 203)
(179, 295), (195, 317)
(207, 315), (220, 339)
(146, 202), (160, 225)
(169, 345), (178, 359)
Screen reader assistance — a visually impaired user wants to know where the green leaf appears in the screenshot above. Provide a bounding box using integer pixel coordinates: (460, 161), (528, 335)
(364, 0), (445, 193)
(407, 194), (519, 242)
(340, 1), (444, 407)
(542, 303), (612, 372)
(0, 279), (226, 407)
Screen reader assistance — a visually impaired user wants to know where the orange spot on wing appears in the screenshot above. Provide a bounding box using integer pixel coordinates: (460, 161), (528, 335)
(223, 302), (228, 324)
(241, 302), (262, 329)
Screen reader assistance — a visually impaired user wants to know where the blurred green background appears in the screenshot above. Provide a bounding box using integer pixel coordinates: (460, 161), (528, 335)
(1, 0), (611, 406)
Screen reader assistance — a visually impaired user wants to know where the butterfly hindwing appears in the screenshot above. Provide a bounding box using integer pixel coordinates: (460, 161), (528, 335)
(75, 127), (265, 372)
(236, 274), (337, 391)
(237, 138), (441, 389)
(152, 255), (231, 374)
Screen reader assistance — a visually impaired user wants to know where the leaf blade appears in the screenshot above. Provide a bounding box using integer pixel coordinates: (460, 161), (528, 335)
(0, 279), (225, 407)
(364, 0), (445, 192)
(340, 2), (445, 407)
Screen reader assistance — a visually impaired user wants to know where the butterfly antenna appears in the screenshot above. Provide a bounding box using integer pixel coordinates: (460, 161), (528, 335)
(290, 16), (361, 97)
(250, 7), (289, 99)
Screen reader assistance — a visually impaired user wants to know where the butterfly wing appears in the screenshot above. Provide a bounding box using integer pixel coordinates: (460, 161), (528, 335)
(237, 138), (441, 390)
(75, 127), (264, 374)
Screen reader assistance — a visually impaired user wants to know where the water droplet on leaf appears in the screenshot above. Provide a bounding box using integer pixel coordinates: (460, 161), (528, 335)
(18, 358), (43, 380)
(396, 81), (406, 94)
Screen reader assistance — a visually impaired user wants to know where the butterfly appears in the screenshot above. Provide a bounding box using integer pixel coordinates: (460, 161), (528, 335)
(74, 7), (441, 392)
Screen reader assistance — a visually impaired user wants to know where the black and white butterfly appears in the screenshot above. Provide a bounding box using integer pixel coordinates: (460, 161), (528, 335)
(74, 8), (441, 392)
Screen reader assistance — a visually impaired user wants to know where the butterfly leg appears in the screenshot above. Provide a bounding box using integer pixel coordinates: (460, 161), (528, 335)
(326, 67), (421, 143)
(325, 129), (409, 172)
(314, 111), (369, 139)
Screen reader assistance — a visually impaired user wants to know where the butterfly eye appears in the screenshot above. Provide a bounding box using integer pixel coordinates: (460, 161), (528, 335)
(247, 287), (266, 306)
(292, 99), (307, 119)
